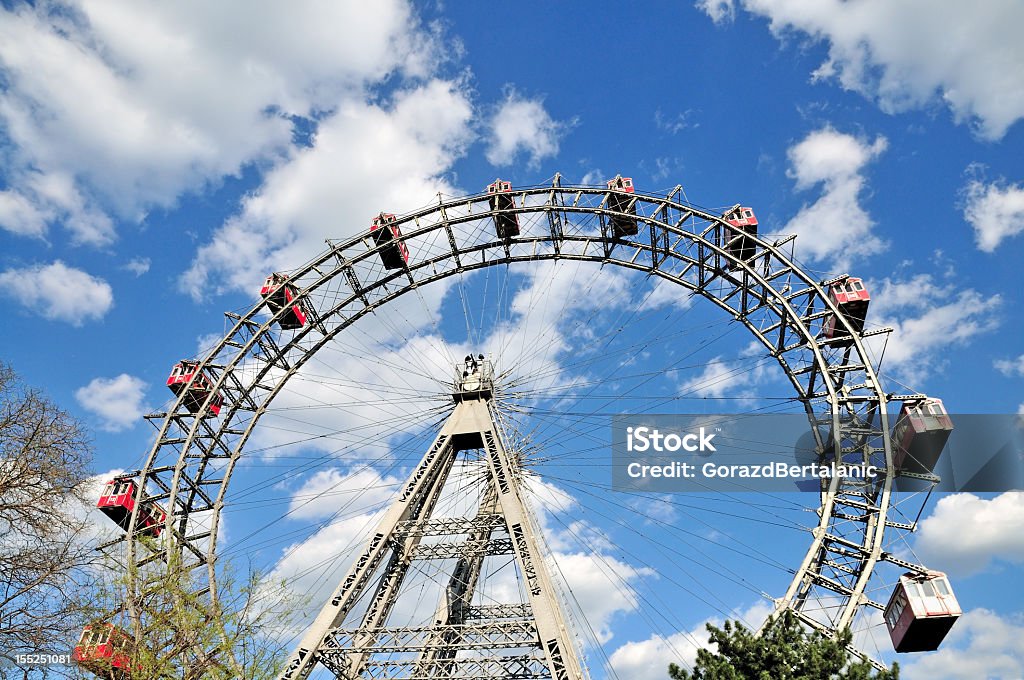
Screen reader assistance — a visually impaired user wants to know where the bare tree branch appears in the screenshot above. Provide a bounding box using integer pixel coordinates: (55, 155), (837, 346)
(0, 362), (97, 676)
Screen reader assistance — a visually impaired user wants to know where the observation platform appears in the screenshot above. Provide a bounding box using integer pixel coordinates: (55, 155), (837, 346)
(453, 354), (494, 402)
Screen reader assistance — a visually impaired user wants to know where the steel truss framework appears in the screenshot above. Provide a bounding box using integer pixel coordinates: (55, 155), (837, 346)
(111, 176), (939, 675)
(275, 394), (584, 679)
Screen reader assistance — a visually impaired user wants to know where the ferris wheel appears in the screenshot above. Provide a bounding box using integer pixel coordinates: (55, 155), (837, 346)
(78, 175), (961, 679)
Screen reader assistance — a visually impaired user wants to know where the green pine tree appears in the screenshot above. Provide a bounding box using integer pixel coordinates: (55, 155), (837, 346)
(668, 610), (899, 680)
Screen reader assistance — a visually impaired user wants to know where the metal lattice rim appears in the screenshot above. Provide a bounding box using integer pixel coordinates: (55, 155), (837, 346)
(116, 177), (933, 669)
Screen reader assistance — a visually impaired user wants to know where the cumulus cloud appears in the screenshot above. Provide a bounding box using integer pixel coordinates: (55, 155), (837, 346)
(639, 277), (697, 311)
(267, 466), (407, 622)
(0, 189), (50, 239)
(610, 627), (707, 678)
(269, 511), (389, 622)
(899, 608), (1024, 680)
(674, 343), (770, 401)
(233, 264), (654, 644)
(914, 492), (1024, 578)
(0, 261), (113, 325)
(286, 467), (400, 521)
(552, 552), (647, 644)
(523, 477), (651, 645)
(699, 0), (1024, 140)
(695, 0), (736, 24)
(220, 260), (638, 464)
(485, 89), (571, 168)
(66, 470), (130, 548)
(181, 78), (474, 297)
(676, 356), (760, 399)
(123, 257), (151, 276)
(963, 178), (1024, 252)
(782, 127), (887, 266)
(74, 374), (149, 432)
(0, 0), (443, 245)
(609, 600), (774, 677)
(995, 355), (1024, 377)
(865, 274), (1001, 381)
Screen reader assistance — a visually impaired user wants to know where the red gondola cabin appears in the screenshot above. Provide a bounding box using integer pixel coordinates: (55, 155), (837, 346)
(823, 277), (870, 345)
(723, 206), (758, 267)
(487, 179), (520, 238)
(97, 478), (166, 537)
(74, 623), (132, 678)
(893, 399), (953, 474)
(167, 360), (223, 417)
(884, 571), (960, 653)
(605, 176), (639, 237)
(370, 213), (409, 270)
(260, 273), (308, 330)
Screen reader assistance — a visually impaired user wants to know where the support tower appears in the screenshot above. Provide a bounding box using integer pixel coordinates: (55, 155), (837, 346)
(278, 358), (586, 680)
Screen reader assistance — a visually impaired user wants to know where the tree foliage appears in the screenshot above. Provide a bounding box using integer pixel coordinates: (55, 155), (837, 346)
(0, 361), (98, 668)
(0, 363), (295, 679)
(668, 611), (899, 680)
(75, 551), (297, 680)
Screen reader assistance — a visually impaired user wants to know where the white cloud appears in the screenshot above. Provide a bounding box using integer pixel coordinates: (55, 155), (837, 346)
(524, 474), (577, 514)
(610, 627), (707, 678)
(964, 178), (1024, 252)
(270, 511), (388, 622)
(67, 469), (130, 547)
(914, 492), (1024, 578)
(0, 188), (50, 239)
(552, 551), (647, 644)
(707, 0), (1024, 140)
(995, 355), (1024, 377)
(0, 0), (442, 245)
(782, 127), (887, 266)
(0, 170), (115, 246)
(609, 600), (773, 677)
(240, 329), (457, 459)
(181, 78), (474, 297)
(0, 260), (113, 325)
(196, 331), (226, 358)
(639, 278), (696, 312)
(675, 345), (768, 400)
(695, 0), (736, 24)
(286, 467), (400, 521)
(268, 466), (408, 621)
(654, 108), (698, 134)
(522, 477), (652, 645)
(678, 358), (742, 399)
(485, 89), (570, 168)
(123, 257), (150, 276)
(899, 608), (1024, 680)
(74, 374), (149, 432)
(866, 274), (1001, 381)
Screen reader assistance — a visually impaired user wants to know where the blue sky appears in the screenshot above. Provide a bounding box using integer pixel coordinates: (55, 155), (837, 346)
(1, 1), (1023, 678)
